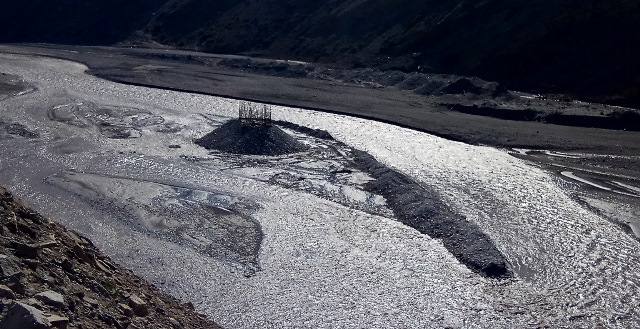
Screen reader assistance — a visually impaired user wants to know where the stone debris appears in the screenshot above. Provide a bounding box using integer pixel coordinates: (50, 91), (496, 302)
(47, 314), (69, 329)
(0, 186), (221, 328)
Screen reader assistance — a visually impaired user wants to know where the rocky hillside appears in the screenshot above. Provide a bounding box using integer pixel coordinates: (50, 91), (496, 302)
(0, 0), (165, 45)
(1, 0), (639, 107)
(0, 187), (221, 329)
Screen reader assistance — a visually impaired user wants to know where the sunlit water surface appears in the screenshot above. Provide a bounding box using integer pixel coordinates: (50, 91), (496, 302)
(0, 54), (638, 328)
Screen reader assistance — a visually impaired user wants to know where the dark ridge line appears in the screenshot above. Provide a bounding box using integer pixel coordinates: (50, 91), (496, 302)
(444, 103), (640, 132)
(348, 149), (512, 279)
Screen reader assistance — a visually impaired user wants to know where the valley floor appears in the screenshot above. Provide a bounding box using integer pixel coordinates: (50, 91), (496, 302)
(0, 45), (639, 328)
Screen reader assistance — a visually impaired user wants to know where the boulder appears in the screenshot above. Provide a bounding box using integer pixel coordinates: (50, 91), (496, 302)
(34, 291), (65, 309)
(0, 254), (21, 277)
(128, 294), (149, 317)
(119, 303), (134, 317)
(0, 284), (16, 299)
(0, 301), (52, 329)
(15, 243), (39, 259)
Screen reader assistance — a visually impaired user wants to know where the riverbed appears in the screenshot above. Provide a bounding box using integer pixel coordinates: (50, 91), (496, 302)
(0, 53), (639, 328)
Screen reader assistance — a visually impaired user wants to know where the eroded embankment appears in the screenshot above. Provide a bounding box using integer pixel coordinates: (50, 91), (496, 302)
(444, 103), (640, 131)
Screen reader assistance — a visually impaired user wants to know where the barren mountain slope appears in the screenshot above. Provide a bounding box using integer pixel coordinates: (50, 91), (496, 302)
(1, 0), (639, 106)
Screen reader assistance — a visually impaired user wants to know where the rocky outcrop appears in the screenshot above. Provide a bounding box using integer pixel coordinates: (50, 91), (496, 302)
(0, 186), (221, 329)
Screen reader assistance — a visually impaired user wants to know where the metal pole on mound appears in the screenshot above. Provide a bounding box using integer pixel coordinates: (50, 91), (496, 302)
(239, 101), (272, 125)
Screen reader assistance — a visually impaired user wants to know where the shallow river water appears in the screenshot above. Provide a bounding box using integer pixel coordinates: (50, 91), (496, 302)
(0, 53), (639, 328)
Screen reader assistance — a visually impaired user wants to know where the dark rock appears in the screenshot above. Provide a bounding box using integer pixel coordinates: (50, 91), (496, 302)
(47, 315), (69, 329)
(0, 254), (21, 277)
(119, 303), (134, 317)
(34, 290), (65, 309)
(3, 274), (27, 295)
(60, 259), (74, 273)
(0, 284), (16, 299)
(127, 294), (149, 317)
(15, 242), (39, 259)
(0, 301), (52, 329)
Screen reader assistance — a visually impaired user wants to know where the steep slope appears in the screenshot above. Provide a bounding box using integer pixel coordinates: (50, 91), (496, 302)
(143, 0), (640, 107)
(0, 187), (220, 328)
(0, 0), (638, 106)
(0, 0), (166, 45)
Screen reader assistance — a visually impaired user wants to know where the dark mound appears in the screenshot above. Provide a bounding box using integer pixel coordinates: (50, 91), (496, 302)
(438, 78), (484, 95)
(0, 120), (39, 139)
(351, 150), (511, 279)
(195, 119), (309, 155)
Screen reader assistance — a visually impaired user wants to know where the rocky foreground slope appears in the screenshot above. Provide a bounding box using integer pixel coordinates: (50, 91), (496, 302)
(0, 187), (221, 329)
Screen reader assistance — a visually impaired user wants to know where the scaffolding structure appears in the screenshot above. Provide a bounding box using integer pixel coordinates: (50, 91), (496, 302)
(238, 101), (272, 125)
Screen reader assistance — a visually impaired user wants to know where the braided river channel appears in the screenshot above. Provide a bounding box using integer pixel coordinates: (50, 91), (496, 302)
(0, 53), (639, 328)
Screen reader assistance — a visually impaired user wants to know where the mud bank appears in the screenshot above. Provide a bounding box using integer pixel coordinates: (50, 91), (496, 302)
(445, 103), (640, 131)
(0, 72), (34, 101)
(349, 150), (510, 278)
